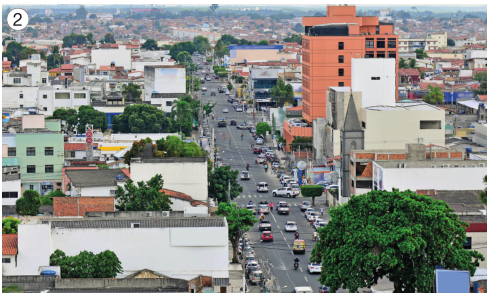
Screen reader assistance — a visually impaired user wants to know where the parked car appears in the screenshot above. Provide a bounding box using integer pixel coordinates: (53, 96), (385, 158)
(304, 208), (315, 217)
(248, 270), (263, 285)
(318, 286), (330, 293)
(241, 171), (251, 180)
(306, 212), (318, 221)
(276, 170), (285, 178)
(247, 204), (257, 215)
(242, 247), (254, 256)
(285, 221), (298, 232)
(261, 231), (273, 241)
(256, 182), (269, 193)
(245, 261), (260, 271)
(277, 202), (290, 215)
(215, 75), (219, 79)
(272, 187), (299, 198)
(259, 219), (272, 231)
(307, 263), (322, 274)
(300, 201), (311, 212)
(255, 138), (264, 145)
(314, 221), (327, 230)
(236, 107), (243, 112)
(244, 255), (256, 265)
(237, 124), (249, 130)
(253, 148), (262, 154)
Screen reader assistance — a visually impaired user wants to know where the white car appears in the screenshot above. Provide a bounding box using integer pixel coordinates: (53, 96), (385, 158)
(246, 261), (260, 270)
(272, 187), (299, 198)
(300, 201), (311, 212)
(257, 154), (266, 164)
(202, 70), (206, 73)
(223, 108), (229, 113)
(241, 171), (251, 180)
(236, 107), (243, 112)
(286, 181), (298, 188)
(256, 182), (269, 192)
(285, 221), (297, 232)
(314, 221), (327, 230)
(307, 212), (318, 221)
(201, 86), (207, 91)
(326, 185), (339, 190)
(272, 162), (280, 168)
(307, 263), (322, 274)
(255, 138), (264, 145)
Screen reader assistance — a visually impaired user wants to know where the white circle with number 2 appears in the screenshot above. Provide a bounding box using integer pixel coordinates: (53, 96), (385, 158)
(7, 9), (29, 31)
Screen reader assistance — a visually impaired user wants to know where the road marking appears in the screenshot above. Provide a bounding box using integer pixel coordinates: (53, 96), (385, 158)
(284, 237), (287, 241)
(287, 244), (291, 248)
(290, 251), (293, 255)
(254, 195), (257, 198)
(280, 231), (283, 234)
(304, 276), (308, 282)
(277, 225), (280, 229)
(248, 195), (252, 198)
(299, 267), (303, 272)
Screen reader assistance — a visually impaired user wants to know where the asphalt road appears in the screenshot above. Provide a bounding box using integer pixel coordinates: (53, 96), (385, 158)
(192, 55), (347, 293)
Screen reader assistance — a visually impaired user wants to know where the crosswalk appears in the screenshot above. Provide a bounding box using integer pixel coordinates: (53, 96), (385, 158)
(236, 195), (299, 206)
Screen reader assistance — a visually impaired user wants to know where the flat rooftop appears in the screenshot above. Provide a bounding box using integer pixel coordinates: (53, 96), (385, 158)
(365, 102), (443, 111)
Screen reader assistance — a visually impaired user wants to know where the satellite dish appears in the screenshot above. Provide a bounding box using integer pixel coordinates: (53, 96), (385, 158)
(297, 161), (307, 170)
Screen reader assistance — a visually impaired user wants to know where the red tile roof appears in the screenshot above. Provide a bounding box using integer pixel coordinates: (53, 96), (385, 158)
(64, 143), (99, 151)
(399, 69), (421, 76)
(478, 95), (487, 101)
(49, 67), (62, 73)
(287, 59), (300, 64)
(61, 64), (74, 71)
(418, 83), (445, 90)
(442, 67), (459, 71)
(287, 105), (302, 111)
(240, 72), (249, 77)
(2, 61), (12, 68)
(100, 66), (116, 71)
(161, 188), (207, 207)
(121, 169), (130, 178)
(474, 68), (487, 72)
(3, 234), (18, 255)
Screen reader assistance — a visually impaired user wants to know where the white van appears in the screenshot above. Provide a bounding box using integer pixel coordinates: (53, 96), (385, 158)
(256, 182), (269, 193)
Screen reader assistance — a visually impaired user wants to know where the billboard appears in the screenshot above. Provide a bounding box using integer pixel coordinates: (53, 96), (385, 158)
(372, 162), (383, 191)
(290, 82), (303, 100)
(435, 270), (469, 293)
(157, 68), (186, 94)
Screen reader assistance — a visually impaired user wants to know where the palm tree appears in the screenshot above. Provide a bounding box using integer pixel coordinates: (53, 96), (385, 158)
(214, 40), (224, 66)
(171, 99), (192, 121)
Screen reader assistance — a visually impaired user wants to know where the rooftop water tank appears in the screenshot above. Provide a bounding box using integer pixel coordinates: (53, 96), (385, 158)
(116, 175), (124, 181)
(465, 147), (473, 153)
(41, 270), (56, 276)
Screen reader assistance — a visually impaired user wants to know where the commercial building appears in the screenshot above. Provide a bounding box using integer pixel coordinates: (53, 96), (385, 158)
(2, 86), (39, 109)
(2, 115), (64, 195)
(228, 45), (293, 65)
(144, 65), (186, 113)
(65, 169), (129, 197)
(248, 68), (281, 108)
(16, 216), (229, 285)
(466, 49), (487, 70)
(130, 157), (208, 203)
(301, 5), (398, 123)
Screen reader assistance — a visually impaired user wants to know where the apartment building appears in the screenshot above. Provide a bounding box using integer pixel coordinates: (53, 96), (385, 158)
(398, 38), (439, 53)
(301, 5), (398, 123)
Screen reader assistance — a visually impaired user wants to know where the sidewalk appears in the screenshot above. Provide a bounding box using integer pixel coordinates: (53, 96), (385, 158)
(226, 241), (246, 293)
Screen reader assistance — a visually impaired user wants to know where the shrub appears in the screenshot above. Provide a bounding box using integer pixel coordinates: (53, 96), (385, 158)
(15, 190), (41, 215)
(300, 185), (323, 206)
(2, 216), (21, 234)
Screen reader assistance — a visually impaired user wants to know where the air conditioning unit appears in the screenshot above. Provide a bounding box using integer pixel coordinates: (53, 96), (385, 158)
(471, 164), (477, 167)
(462, 165), (468, 168)
(161, 211), (170, 217)
(442, 164), (449, 168)
(431, 165), (436, 168)
(479, 163), (485, 167)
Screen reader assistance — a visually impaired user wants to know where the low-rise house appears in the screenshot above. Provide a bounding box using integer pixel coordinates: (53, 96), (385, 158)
(2, 234), (18, 276)
(399, 69), (421, 84)
(65, 169), (129, 197)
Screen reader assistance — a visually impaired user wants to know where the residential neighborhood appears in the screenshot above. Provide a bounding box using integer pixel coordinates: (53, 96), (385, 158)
(2, 4), (488, 293)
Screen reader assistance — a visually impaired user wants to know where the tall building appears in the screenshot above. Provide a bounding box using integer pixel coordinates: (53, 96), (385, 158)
(301, 5), (399, 123)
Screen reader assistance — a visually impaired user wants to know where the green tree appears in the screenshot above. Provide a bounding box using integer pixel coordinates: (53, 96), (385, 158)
(121, 82), (142, 100)
(75, 5), (88, 19)
(217, 71), (228, 81)
(300, 185), (323, 206)
(480, 175), (487, 205)
(49, 249), (122, 278)
(115, 21), (124, 26)
(227, 84), (233, 92)
(219, 34), (240, 45)
(398, 58), (409, 69)
(292, 23), (305, 33)
(39, 190), (66, 206)
(216, 202), (257, 263)
(115, 174), (173, 211)
(112, 104), (171, 133)
(63, 105), (107, 134)
(258, 40), (269, 45)
(193, 36), (211, 54)
(474, 72), (487, 83)
(17, 47), (38, 62)
(2, 217), (21, 234)
(62, 35), (74, 48)
(209, 4), (219, 13)
(89, 14), (97, 19)
(104, 33), (116, 44)
(256, 122), (272, 136)
(283, 34), (302, 45)
(409, 58), (416, 68)
(290, 136), (312, 150)
(208, 166), (243, 203)
(2, 285), (21, 292)
(422, 85), (444, 104)
(141, 39), (158, 51)
(169, 41), (197, 59)
(415, 48), (428, 59)
(311, 189), (485, 293)
(47, 108), (77, 122)
(447, 38), (455, 46)
(15, 190), (41, 216)
(176, 51), (192, 64)
(269, 77), (295, 107)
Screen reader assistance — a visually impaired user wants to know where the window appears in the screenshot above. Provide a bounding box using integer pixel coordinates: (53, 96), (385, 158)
(376, 52), (386, 58)
(13, 78), (21, 84)
(55, 93), (70, 99)
(103, 72), (108, 75)
(27, 165), (36, 173)
(42, 78), (47, 83)
(19, 94), (23, 99)
(377, 39), (385, 48)
(375, 26), (379, 34)
(463, 237), (472, 250)
(371, 77), (380, 80)
(2, 192), (18, 198)
(19, 105), (23, 108)
(74, 93), (85, 99)
(43, 94), (47, 99)
(420, 120), (441, 129)
(131, 223), (140, 228)
(362, 121), (366, 129)
(166, 101), (172, 106)
(338, 42), (344, 50)
(338, 69), (344, 76)
(388, 39), (397, 48)
(45, 147), (53, 156)
(338, 55), (344, 63)
(388, 51), (396, 58)
(366, 39), (374, 48)
(365, 51), (375, 58)
(2, 258), (11, 264)
(8, 147), (16, 156)
(26, 147), (35, 156)
(43, 107), (47, 111)
(338, 82), (344, 87)
(45, 165), (54, 173)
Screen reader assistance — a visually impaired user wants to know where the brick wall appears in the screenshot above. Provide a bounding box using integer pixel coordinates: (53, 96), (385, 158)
(450, 152), (463, 158)
(53, 197), (114, 217)
(377, 154), (388, 160)
(436, 152), (449, 159)
(389, 154), (407, 160)
(416, 190), (436, 196)
(356, 153), (375, 160)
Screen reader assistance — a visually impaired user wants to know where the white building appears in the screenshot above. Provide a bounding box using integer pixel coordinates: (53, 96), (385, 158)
(3, 55), (48, 87)
(69, 53), (91, 66)
(37, 83), (91, 116)
(473, 122), (487, 147)
(132, 61), (175, 72)
(2, 86), (39, 109)
(91, 45), (132, 70)
(34, 39), (61, 46)
(144, 65), (186, 112)
(172, 29), (221, 42)
(130, 157), (208, 203)
(351, 58), (396, 108)
(2, 165), (22, 206)
(466, 49), (487, 70)
(16, 216), (229, 283)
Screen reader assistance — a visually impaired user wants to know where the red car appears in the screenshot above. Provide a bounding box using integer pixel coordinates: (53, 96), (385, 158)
(253, 147), (262, 154)
(261, 231), (273, 242)
(215, 75), (219, 79)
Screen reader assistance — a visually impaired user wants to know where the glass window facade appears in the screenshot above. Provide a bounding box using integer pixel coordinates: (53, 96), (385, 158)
(253, 79), (277, 89)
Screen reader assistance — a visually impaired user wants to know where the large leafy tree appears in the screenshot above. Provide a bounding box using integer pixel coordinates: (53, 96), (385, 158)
(216, 202), (257, 263)
(15, 190), (41, 216)
(57, 105), (107, 134)
(255, 122), (272, 136)
(169, 41), (197, 60)
(208, 166), (243, 203)
(269, 77), (295, 107)
(50, 249), (122, 278)
(75, 5), (88, 19)
(415, 48), (428, 59)
(115, 174), (173, 211)
(193, 36), (211, 54)
(283, 34), (302, 45)
(176, 51), (192, 64)
(409, 58), (416, 68)
(121, 82), (142, 101)
(422, 85), (444, 104)
(447, 38), (455, 46)
(141, 39), (158, 51)
(103, 33), (116, 44)
(398, 58), (409, 69)
(2, 217), (21, 234)
(311, 189), (485, 293)
(112, 104), (171, 133)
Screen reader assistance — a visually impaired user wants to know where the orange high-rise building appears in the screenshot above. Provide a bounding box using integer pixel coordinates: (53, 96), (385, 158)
(302, 5), (399, 123)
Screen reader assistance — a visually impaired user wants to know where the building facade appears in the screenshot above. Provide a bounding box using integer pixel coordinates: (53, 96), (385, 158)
(301, 5), (399, 123)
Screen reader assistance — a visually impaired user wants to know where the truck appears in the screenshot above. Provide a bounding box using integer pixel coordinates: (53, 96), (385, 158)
(217, 118), (227, 127)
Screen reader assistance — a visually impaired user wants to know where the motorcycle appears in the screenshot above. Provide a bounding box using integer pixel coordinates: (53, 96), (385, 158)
(246, 164), (250, 171)
(294, 262), (299, 270)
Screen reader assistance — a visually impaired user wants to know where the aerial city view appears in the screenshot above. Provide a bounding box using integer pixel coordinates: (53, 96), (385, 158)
(1, 3), (488, 293)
